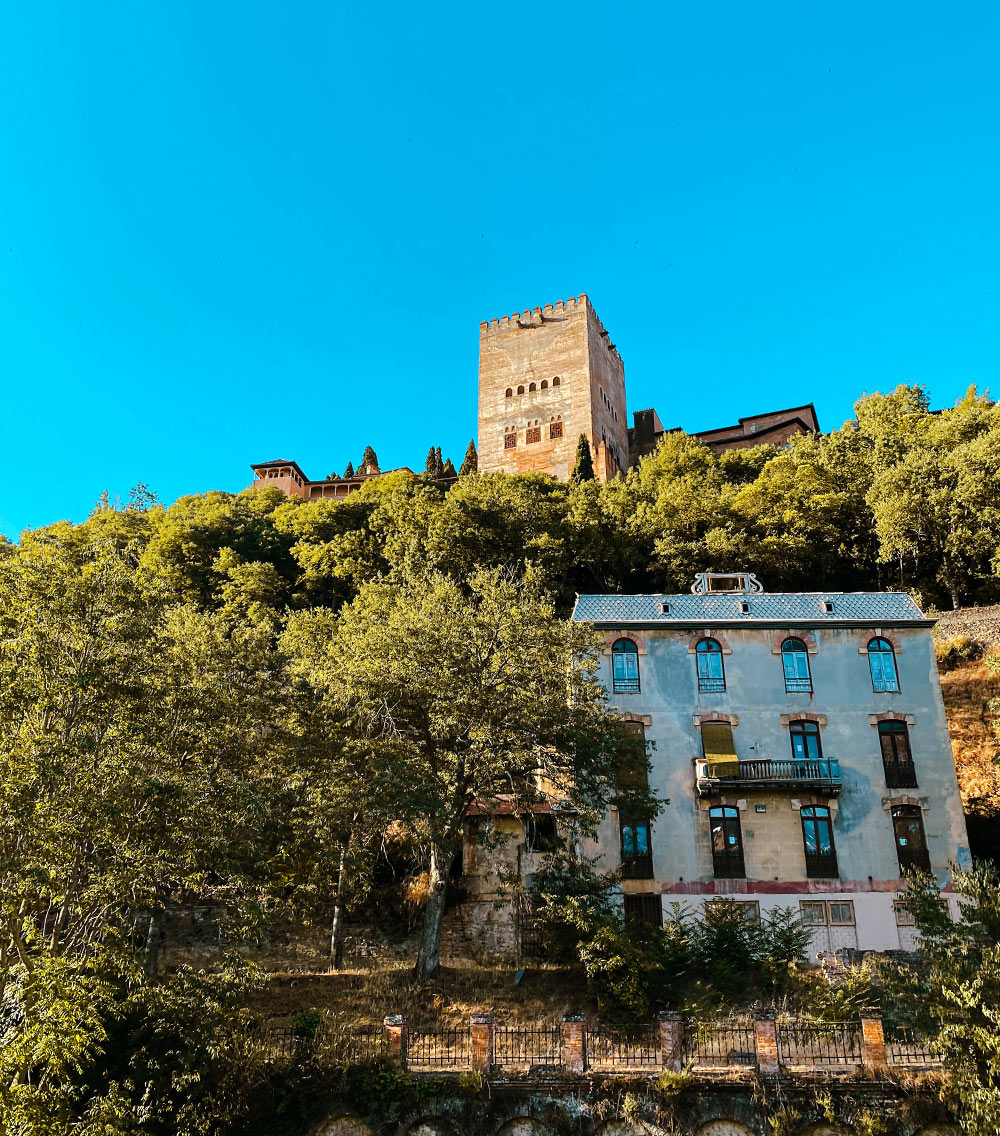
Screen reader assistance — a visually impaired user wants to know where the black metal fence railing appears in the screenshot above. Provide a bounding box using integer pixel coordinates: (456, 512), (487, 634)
(711, 849), (746, 879)
(588, 1024), (660, 1069)
(265, 1025), (387, 1064)
(405, 1027), (471, 1069)
(886, 1026), (938, 1067)
(784, 676), (813, 693)
(804, 851), (840, 879)
(682, 1020), (756, 1068)
(777, 1021), (862, 1067)
(884, 761), (918, 789)
(621, 853), (654, 879)
(493, 1024), (562, 1067)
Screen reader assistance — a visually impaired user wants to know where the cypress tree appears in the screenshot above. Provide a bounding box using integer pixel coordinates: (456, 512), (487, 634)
(570, 434), (595, 482)
(343, 461), (355, 479)
(459, 440), (478, 476)
(424, 446), (437, 475)
(442, 458), (457, 478)
(360, 446), (379, 474)
(434, 447), (445, 478)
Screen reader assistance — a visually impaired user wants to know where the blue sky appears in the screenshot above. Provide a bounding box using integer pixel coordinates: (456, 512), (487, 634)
(1, 2), (997, 538)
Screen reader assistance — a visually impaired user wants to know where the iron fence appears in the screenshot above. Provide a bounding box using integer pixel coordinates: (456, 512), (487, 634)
(588, 1024), (661, 1069)
(887, 1026), (941, 1067)
(405, 1027), (471, 1069)
(777, 1020), (862, 1067)
(265, 1025), (387, 1063)
(493, 1024), (563, 1067)
(683, 1020), (756, 1068)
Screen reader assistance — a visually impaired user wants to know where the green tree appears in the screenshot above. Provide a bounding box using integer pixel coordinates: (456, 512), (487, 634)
(570, 433), (595, 482)
(887, 865), (1000, 1132)
(343, 460), (355, 478)
(459, 439), (478, 476)
(442, 457), (457, 478)
(359, 445), (379, 474)
(424, 446), (437, 475)
(325, 567), (630, 980)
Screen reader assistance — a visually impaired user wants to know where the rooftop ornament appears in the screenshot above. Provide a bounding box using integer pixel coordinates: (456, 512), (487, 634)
(691, 571), (764, 596)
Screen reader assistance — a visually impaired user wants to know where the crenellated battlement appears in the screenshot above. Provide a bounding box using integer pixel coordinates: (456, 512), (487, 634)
(480, 294), (588, 332)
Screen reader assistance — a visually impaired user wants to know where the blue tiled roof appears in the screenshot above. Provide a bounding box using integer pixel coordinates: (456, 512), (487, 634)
(571, 592), (930, 627)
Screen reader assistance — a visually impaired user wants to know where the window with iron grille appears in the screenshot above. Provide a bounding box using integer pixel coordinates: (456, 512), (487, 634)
(868, 637), (900, 692)
(879, 720), (917, 788)
(781, 637), (813, 692)
(620, 816), (653, 879)
(892, 805), (931, 873)
(801, 805), (838, 878)
(709, 806), (745, 878)
(549, 421), (563, 439)
(624, 893), (662, 937)
(611, 638), (640, 692)
(696, 638), (726, 692)
(526, 426), (541, 444)
(504, 433), (517, 449)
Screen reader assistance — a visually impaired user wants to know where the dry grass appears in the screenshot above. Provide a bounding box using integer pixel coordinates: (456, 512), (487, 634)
(248, 960), (597, 1029)
(939, 657), (1000, 811)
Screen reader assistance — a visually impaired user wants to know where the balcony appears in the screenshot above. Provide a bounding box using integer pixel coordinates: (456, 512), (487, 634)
(696, 757), (842, 797)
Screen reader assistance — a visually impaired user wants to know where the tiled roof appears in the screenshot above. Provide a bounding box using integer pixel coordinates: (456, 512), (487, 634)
(571, 592), (931, 627)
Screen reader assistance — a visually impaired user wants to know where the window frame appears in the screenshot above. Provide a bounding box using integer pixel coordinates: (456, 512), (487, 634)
(525, 426), (541, 444)
(623, 893), (662, 938)
(611, 638), (640, 693)
(891, 804), (931, 874)
(781, 637), (813, 693)
(788, 719), (823, 765)
(549, 421), (563, 439)
(868, 637), (900, 693)
(504, 432), (517, 450)
(709, 805), (745, 878)
(879, 720), (917, 788)
(800, 805), (839, 878)
(619, 814), (654, 879)
(696, 638), (726, 693)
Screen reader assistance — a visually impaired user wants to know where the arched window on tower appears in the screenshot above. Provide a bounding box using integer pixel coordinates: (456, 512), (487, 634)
(505, 388), (513, 398)
(552, 376), (560, 386)
(517, 385), (525, 395)
(611, 638), (640, 693)
(528, 382), (536, 392)
(540, 379), (548, 389)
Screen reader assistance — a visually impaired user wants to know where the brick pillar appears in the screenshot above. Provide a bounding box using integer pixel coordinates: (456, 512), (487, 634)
(860, 1009), (887, 1071)
(754, 1009), (780, 1075)
(384, 1015), (407, 1068)
(562, 1013), (587, 1074)
(659, 1011), (685, 1071)
(470, 1013), (495, 1070)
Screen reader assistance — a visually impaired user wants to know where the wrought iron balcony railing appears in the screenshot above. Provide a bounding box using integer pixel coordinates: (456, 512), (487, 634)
(696, 757), (842, 796)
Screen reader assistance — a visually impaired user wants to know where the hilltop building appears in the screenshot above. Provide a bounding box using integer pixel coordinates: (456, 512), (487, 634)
(251, 293), (819, 493)
(452, 572), (969, 961)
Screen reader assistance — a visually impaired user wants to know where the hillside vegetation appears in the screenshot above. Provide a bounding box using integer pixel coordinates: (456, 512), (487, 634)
(2, 383), (1000, 1133)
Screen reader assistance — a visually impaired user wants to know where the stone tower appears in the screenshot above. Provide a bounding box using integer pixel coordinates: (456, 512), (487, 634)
(477, 294), (629, 482)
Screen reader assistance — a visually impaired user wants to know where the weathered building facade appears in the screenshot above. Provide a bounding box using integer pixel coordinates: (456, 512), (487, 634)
(570, 572), (969, 958)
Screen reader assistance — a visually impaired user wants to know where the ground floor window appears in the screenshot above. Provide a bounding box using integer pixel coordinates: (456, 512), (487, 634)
(624, 893), (662, 938)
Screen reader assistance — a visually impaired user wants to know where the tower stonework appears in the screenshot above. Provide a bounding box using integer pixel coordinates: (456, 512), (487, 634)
(477, 294), (629, 482)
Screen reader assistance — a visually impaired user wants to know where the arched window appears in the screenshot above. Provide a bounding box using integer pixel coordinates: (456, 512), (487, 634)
(611, 638), (640, 693)
(517, 385), (525, 395)
(540, 379), (548, 389)
(552, 376), (560, 386)
(781, 637), (812, 693)
(505, 388), (513, 398)
(800, 806), (838, 877)
(696, 638), (725, 693)
(868, 638), (899, 692)
(879, 720), (917, 788)
(789, 719), (822, 768)
(528, 382), (536, 392)
(709, 806), (744, 878)
(891, 804), (930, 873)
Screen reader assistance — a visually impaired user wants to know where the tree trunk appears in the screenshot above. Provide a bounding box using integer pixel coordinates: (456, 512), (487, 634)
(414, 844), (450, 981)
(329, 844), (347, 971)
(143, 913), (160, 977)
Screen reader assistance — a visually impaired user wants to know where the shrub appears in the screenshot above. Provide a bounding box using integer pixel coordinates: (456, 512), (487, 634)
(934, 634), (984, 669)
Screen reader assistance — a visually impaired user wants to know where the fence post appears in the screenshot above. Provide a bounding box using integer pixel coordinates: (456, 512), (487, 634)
(470, 1013), (495, 1070)
(860, 1009), (887, 1072)
(384, 1014), (407, 1069)
(562, 1013), (587, 1074)
(754, 1009), (780, 1075)
(659, 1011), (685, 1071)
